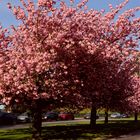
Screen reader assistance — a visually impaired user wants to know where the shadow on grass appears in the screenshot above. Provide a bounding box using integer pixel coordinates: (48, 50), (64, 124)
(0, 120), (140, 140)
(0, 128), (31, 140)
(42, 120), (140, 140)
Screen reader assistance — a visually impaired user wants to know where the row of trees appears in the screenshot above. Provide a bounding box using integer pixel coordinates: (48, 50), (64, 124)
(0, 0), (139, 139)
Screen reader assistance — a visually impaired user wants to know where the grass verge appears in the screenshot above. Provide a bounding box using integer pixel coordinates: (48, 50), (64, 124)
(0, 120), (140, 140)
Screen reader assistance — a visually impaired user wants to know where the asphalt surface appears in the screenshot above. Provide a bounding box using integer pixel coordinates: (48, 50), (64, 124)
(0, 118), (89, 130)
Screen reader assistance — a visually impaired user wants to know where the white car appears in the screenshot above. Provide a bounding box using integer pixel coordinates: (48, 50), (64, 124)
(110, 113), (121, 118)
(17, 112), (32, 123)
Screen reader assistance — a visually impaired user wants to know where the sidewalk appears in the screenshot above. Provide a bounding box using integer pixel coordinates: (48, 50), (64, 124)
(109, 130), (140, 140)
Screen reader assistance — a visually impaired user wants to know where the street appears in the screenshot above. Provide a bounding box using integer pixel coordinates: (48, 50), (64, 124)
(0, 118), (89, 130)
(109, 130), (140, 140)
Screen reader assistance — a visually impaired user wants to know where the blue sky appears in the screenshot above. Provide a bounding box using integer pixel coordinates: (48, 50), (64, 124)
(0, 0), (139, 27)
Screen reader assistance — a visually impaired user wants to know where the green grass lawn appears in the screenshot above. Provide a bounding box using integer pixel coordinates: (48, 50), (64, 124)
(0, 119), (140, 140)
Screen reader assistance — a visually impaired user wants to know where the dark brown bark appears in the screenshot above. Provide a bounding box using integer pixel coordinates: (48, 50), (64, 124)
(104, 108), (108, 124)
(90, 102), (97, 128)
(134, 111), (138, 122)
(31, 102), (42, 140)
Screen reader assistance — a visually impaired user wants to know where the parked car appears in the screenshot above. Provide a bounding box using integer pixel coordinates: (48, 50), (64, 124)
(110, 113), (121, 118)
(120, 113), (130, 118)
(43, 112), (59, 121)
(58, 112), (74, 120)
(110, 113), (130, 118)
(17, 112), (32, 123)
(84, 113), (99, 119)
(0, 112), (17, 125)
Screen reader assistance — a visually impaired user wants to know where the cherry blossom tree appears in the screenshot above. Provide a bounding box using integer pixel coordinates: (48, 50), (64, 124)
(0, 0), (85, 139)
(126, 56), (140, 122)
(0, 0), (96, 138)
(100, 60), (138, 123)
(0, 0), (139, 139)
(71, 0), (140, 126)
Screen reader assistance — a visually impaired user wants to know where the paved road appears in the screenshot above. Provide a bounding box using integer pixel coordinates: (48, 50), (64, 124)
(0, 118), (89, 130)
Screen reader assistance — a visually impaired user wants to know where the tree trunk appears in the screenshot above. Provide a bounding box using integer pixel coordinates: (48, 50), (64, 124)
(104, 108), (108, 124)
(90, 102), (97, 128)
(134, 111), (138, 122)
(31, 102), (42, 140)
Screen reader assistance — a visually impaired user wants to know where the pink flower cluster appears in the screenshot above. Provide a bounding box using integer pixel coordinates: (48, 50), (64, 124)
(37, 0), (55, 8)
(0, 0), (139, 113)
